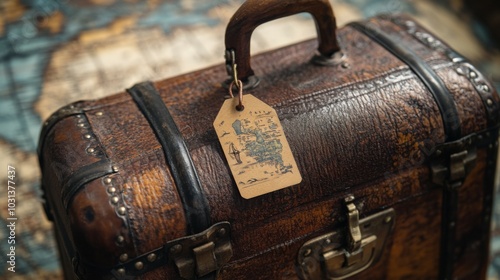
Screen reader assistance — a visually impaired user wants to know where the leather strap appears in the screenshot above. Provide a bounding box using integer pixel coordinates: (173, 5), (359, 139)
(127, 81), (211, 235)
(62, 158), (115, 210)
(350, 21), (463, 280)
(350, 22), (462, 142)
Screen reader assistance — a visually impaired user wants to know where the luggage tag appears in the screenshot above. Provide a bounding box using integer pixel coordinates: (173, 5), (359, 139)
(214, 73), (302, 199)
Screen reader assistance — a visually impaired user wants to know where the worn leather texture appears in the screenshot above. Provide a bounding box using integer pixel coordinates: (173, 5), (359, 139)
(38, 14), (499, 279)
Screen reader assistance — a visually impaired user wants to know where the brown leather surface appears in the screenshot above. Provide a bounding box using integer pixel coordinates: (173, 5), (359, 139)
(39, 14), (498, 279)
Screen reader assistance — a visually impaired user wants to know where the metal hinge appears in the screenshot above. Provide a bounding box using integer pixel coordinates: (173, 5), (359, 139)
(297, 196), (395, 280)
(167, 222), (233, 280)
(431, 134), (478, 189)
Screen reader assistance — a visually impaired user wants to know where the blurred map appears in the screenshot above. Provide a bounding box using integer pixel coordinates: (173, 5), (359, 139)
(0, 0), (499, 279)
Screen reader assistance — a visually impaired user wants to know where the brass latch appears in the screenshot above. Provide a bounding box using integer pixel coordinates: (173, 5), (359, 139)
(431, 134), (477, 189)
(297, 197), (395, 279)
(166, 222), (233, 280)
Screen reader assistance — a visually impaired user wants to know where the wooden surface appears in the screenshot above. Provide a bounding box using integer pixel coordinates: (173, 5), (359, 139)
(1, 0), (500, 279)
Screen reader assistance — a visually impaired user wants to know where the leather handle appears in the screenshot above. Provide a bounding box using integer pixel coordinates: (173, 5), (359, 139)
(224, 0), (341, 82)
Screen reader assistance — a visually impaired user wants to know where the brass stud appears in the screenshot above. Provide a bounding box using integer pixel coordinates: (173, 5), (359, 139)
(487, 99), (493, 106)
(112, 166), (119, 172)
(104, 177), (112, 184)
(78, 123), (85, 127)
(111, 196), (119, 204)
(147, 253), (157, 263)
(117, 268), (125, 275)
(483, 85), (490, 92)
(469, 71), (477, 79)
(384, 216), (392, 223)
(118, 206), (126, 215)
(116, 235), (125, 244)
(96, 111), (103, 116)
(108, 187), (117, 194)
(84, 134), (92, 139)
(456, 68), (464, 75)
(87, 147), (95, 153)
(120, 253), (128, 262)
(135, 261), (144, 270)
(170, 244), (182, 254)
(218, 228), (226, 237)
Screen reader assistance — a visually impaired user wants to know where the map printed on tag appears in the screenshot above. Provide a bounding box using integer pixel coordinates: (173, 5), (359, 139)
(214, 94), (302, 199)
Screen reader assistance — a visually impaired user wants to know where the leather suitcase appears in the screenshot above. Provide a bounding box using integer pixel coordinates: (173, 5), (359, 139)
(37, 0), (500, 279)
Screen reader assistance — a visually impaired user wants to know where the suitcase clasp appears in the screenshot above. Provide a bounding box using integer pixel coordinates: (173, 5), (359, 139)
(297, 197), (395, 279)
(167, 221), (233, 279)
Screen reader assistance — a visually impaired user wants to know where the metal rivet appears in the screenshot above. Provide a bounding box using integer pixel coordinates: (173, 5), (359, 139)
(218, 228), (226, 237)
(325, 239), (331, 244)
(118, 206), (126, 215)
(104, 177), (112, 184)
(111, 196), (119, 204)
(456, 68), (464, 75)
(116, 235), (125, 244)
(487, 99), (493, 106)
(483, 85), (490, 92)
(78, 123), (85, 127)
(384, 216), (392, 223)
(119, 254), (128, 262)
(435, 150), (442, 156)
(304, 249), (312, 257)
(87, 147), (95, 153)
(135, 262), (144, 270)
(96, 111), (103, 116)
(469, 71), (477, 79)
(84, 134), (92, 139)
(108, 187), (117, 193)
(113, 166), (119, 172)
(69, 105), (75, 109)
(341, 62), (350, 69)
(147, 253), (157, 263)
(117, 268), (125, 275)
(426, 36), (434, 43)
(170, 244), (182, 254)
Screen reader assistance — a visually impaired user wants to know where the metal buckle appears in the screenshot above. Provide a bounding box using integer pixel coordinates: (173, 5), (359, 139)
(167, 222), (233, 280)
(431, 134), (477, 189)
(297, 197), (395, 280)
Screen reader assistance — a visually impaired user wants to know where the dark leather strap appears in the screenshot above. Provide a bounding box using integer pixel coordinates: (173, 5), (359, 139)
(127, 81), (211, 235)
(350, 21), (464, 280)
(62, 158), (115, 210)
(350, 22), (462, 142)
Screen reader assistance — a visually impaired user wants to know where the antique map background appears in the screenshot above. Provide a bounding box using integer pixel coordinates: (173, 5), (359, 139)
(1, 0), (499, 279)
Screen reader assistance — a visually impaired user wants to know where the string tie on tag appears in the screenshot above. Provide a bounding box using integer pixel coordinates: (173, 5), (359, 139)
(229, 80), (244, 111)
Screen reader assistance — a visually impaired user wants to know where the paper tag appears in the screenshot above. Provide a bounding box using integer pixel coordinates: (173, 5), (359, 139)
(214, 94), (302, 199)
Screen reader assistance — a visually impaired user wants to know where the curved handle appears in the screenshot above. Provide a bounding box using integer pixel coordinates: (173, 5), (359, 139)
(224, 0), (341, 83)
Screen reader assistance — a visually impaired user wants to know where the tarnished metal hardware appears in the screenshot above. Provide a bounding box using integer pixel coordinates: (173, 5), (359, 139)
(431, 133), (478, 189)
(297, 200), (395, 280)
(167, 221), (233, 280)
(344, 196), (361, 252)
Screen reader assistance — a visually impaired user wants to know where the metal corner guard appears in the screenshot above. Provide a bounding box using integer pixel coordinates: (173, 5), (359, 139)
(297, 197), (395, 280)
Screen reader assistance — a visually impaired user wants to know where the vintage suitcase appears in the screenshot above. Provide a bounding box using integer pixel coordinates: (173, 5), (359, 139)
(37, 0), (499, 279)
